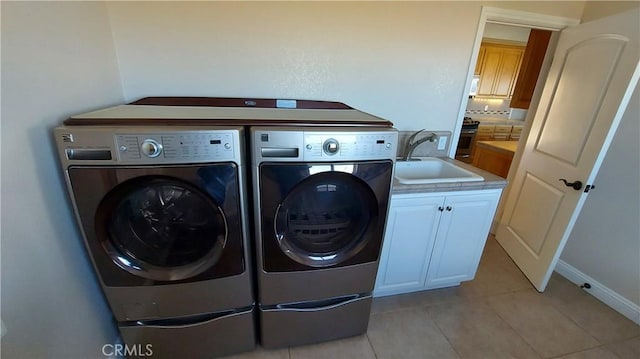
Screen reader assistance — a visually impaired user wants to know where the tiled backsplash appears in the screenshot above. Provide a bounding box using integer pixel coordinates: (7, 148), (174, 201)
(465, 97), (527, 121)
(396, 130), (452, 158)
(466, 109), (511, 116)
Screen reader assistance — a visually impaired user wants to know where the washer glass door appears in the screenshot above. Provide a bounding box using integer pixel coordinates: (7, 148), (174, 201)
(69, 164), (246, 286)
(100, 176), (227, 281)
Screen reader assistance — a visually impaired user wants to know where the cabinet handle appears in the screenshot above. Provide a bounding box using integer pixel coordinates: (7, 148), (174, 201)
(446, 206), (452, 211)
(438, 206), (444, 212)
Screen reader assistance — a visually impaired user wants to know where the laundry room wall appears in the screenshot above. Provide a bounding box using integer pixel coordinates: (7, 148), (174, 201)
(1, 2), (124, 358)
(0, 1), (588, 357)
(560, 52), (640, 312)
(105, 1), (584, 131)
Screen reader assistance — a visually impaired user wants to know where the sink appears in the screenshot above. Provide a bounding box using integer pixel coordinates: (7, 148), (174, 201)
(394, 157), (484, 184)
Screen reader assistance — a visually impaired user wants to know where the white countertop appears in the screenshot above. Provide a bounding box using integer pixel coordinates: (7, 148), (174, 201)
(391, 157), (507, 194)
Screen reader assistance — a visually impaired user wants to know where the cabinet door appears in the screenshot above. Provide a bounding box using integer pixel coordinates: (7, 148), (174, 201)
(476, 46), (502, 97)
(494, 48), (524, 97)
(491, 134), (510, 141)
(374, 196), (444, 296)
(477, 125), (495, 134)
(425, 191), (500, 289)
(493, 125), (513, 133)
(476, 43), (525, 98)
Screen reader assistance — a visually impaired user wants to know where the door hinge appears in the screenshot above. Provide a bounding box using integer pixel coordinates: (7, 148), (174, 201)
(584, 184), (595, 193)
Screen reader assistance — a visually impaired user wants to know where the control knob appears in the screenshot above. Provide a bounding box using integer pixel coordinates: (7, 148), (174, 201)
(141, 139), (163, 158)
(323, 138), (340, 155)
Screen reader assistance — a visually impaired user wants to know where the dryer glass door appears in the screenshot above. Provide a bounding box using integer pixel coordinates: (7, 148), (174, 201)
(274, 171), (376, 267)
(259, 161), (393, 271)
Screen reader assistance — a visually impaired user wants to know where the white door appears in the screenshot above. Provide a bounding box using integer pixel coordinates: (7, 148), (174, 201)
(496, 8), (640, 291)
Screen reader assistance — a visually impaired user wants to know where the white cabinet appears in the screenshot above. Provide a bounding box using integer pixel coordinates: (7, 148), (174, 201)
(374, 196), (442, 294)
(374, 189), (501, 297)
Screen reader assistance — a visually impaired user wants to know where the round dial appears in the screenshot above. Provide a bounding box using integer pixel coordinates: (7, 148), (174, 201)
(141, 139), (163, 158)
(323, 138), (340, 155)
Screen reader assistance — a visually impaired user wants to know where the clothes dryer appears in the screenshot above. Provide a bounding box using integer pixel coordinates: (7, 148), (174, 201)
(55, 125), (255, 358)
(250, 126), (397, 348)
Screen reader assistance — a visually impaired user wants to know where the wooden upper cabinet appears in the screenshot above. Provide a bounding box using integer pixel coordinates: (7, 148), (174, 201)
(494, 48), (523, 97)
(510, 29), (553, 109)
(477, 47), (502, 96)
(475, 41), (525, 98)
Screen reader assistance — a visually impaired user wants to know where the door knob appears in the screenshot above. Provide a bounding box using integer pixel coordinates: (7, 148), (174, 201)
(559, 179), (583, 191)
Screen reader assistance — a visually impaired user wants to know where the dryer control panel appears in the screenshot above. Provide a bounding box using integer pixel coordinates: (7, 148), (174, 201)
(252, 127), (398, 163)
(303, 133), (396, 160)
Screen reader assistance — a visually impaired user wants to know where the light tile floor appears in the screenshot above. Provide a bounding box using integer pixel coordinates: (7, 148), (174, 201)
(227, 236), (640, 359)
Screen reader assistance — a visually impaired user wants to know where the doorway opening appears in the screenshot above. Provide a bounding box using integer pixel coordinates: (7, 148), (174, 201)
(457, 23), (552, 179)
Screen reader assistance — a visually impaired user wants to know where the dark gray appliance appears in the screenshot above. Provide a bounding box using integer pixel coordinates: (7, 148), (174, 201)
(251, 126), (397, 348)
(455, 117), (480, 163)
(54, 125), (255, 358)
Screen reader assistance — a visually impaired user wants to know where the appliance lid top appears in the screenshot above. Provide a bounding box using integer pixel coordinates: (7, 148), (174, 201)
(65, 105), (394, 127)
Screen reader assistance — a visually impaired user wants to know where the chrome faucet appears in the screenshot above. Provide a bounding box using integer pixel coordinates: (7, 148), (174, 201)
(402, 129), (438, 161)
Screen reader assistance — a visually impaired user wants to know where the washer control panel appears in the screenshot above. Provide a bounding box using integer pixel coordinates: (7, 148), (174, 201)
(54, 126), (242, 166)
(116, 132), (235, 163)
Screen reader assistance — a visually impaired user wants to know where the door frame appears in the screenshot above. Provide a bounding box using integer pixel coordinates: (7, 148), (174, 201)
(451, 6), (580, 224)
(450, 6), (579, 160)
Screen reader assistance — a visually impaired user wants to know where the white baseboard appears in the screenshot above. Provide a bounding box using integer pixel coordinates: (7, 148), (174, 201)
(555, 260), (640, 325)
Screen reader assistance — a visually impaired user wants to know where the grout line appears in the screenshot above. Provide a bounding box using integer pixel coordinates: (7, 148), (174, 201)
(543, 278), (640, 345)
(540, 294), (606, 347)
(424, 307), (464, 359)
(487, 290), (604, 358)
(545, 345), (619, 359)
(602, 336), (640, 359)
(533, 285), (604, 348)
(364, 333), (379, 359)
(483, 296), (547, 359)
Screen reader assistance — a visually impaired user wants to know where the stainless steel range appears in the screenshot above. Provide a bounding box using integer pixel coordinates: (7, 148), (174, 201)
(455, 117), (480, 163)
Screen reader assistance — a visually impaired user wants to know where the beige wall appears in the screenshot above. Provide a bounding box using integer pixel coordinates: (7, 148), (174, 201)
(484, 23), (531, 43)
(106, 1), (584, 131)
(1, 2), (123, 357)
(483, 1), (585, 18)
(581, 1), (640, 22)
(107, 1), (479, 131)
(1, 1), (592, 357)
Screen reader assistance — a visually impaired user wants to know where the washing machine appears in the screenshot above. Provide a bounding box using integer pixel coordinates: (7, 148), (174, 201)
(54, 125), (255, 358)
(250, 126), (397, 348)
